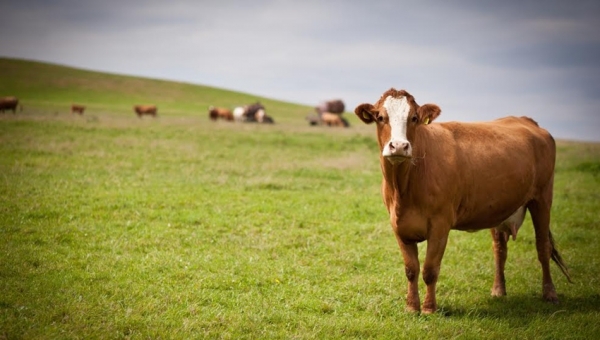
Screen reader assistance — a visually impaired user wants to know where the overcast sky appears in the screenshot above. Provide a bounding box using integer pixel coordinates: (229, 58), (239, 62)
(1, 0), (599, 141)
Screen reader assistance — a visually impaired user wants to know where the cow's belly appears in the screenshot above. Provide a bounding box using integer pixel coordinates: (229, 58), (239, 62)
(451, 162), (533, 231)
(452, 199), (525, 232)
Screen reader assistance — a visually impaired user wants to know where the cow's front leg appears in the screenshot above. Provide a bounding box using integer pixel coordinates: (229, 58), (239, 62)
(398, 240), (420, 312)
(491, 228), (509, 297)
(422, 229), (449, 314)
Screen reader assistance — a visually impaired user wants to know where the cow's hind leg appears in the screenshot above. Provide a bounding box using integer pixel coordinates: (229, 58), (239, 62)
(491, 228), (508, 297)
(527, 201), (559, 303)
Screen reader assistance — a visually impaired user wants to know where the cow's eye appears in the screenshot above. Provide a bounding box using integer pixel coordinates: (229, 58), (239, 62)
(411, 116), (419, 123)
(377, 115), (384, 123)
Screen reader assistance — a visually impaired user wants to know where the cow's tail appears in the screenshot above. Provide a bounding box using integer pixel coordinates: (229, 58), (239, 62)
(549, 231), (573, 283)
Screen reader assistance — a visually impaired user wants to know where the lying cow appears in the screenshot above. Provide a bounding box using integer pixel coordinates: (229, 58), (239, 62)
(0, 96), (20, 113)
(255, 108), (275, 124)
(321, 112), (349, 127)
(355, 88), (571, 313)
(71, 104), (86, 115)
(134, 105), (157, 117)
(306, 112), (349, 127)
(208, 106), (233, 121)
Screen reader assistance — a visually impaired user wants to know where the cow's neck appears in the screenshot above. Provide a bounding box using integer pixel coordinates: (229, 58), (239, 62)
(381, 157), (412, 197)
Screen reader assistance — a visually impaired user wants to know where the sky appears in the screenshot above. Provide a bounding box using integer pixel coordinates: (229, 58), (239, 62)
(1, 0), (599, 141)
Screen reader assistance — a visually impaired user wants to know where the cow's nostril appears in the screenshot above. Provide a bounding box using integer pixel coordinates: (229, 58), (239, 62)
(403, 143), (410, 151)
(389, 142), (396, 151)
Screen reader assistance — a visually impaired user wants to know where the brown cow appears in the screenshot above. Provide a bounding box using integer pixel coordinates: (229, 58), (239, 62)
(320, 112), (346, 127)
(0, 96), (20, 113)
(306, 112), (349, 127)
(354, 88), (571, 314)
(71, 104), (86, 115)
(134, 105), (157, 117)
(208, 106), (233, 121)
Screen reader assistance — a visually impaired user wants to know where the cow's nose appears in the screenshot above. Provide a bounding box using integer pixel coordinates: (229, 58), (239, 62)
(389, 141), (410, 153)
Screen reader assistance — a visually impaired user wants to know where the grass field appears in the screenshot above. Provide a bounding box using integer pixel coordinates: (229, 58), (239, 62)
(1, 58), (599, 339)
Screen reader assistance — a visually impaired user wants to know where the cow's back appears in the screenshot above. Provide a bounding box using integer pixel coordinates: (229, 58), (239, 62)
(410, 116), (554, 231)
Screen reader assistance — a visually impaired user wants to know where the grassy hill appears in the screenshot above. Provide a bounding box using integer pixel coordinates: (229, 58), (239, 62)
(1, 57), (599, 338)
(0, 57), (326, 123)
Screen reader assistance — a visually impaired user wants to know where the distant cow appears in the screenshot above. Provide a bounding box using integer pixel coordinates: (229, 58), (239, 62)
(261, 115), (275, 124)
(71, 104), (86, 115)
(0, 96), (20, 113)
(208, 106), (233, 121)
(233, 102), (273, 123)
(321, 112), (349, 127)
(306, 112), (349, 127)
(245, 102), (265, 122)
(355, 88), (571, 313)
(233, 106), (246, 121)
(255, 109), (275, 124)
(315, 99), (345, 115)
(134, 105), (157, 117)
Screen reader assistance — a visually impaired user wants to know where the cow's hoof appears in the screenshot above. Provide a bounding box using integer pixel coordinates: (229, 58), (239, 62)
(491, 287), (506, 297)
(421, 307), (436, 315)
(422, 302), (437, 314)
(543, 284), (559, 304)
(405, 305), (420, 313)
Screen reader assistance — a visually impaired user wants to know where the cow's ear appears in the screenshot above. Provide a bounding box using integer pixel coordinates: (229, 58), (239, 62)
(354, 103), (377, 124)
(417, 104), (441, 124)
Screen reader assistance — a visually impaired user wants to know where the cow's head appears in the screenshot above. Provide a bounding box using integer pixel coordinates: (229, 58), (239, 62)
(354, 88), (440, 164)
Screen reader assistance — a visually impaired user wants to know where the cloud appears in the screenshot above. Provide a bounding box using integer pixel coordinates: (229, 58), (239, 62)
(0, 0), (599, 140)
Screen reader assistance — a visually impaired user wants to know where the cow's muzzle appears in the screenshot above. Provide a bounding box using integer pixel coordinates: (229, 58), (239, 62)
(382, 140), (412, 163)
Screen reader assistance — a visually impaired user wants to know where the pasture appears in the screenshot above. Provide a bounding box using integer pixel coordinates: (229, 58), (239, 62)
(1, 58), (599, 339)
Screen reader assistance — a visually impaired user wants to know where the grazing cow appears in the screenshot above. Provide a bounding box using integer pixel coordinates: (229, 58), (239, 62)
(134, 105), (157, 117)
(0, 96), (20, 113)
(315, 99), (345, 114)
(208, 106), (234, 121)
(71, 104), (86, 115)
(354, 88), (571, 313)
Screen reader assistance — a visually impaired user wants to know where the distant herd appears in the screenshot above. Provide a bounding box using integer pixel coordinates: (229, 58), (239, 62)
(0, 96), (351, 128)
(209, 102), (274, 124)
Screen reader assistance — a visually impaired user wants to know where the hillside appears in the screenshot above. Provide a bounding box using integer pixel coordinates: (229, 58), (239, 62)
(1, 57), (600, 339)
(0, 57), (321, 123)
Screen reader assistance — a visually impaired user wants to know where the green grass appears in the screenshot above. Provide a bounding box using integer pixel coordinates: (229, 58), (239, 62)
(1, 58), (600, 339)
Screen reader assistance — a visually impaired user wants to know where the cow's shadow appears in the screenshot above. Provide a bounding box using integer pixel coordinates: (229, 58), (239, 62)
(436, 293), (600, 320)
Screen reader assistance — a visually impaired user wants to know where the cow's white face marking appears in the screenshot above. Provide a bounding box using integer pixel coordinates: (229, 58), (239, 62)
(381, 96), (412, 158)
